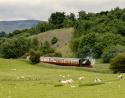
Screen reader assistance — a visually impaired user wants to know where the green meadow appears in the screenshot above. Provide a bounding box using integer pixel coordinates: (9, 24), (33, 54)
(0, 58), (125, 98)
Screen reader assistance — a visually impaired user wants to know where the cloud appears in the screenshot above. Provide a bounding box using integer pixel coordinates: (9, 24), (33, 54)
(0, 0), (124, 21)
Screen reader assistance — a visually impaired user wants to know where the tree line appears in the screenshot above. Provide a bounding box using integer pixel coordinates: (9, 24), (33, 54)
(0, 7), (125, 66)
(71, 7), (125, 63)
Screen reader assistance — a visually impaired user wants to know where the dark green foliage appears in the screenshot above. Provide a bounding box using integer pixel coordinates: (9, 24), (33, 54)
(72, 7), (125, 59)
(40, 41), (54, 55)
(78, 11), (88, 20)
(49, 12), (65, 28)
(35, 22), (54, 33)
(0, 31), (6, 37)
(0, 37), (29, 58)
(110, 53), (125, 73)
(64, 13), (76, 27)
(102, 45), (125, 63)
(29, 50), (40, 64)
(51, 37), (58, 45)
(29, 37), (39, 50)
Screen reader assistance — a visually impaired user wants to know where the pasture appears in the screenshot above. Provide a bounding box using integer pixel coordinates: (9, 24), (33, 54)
(0, 58), (125, 98)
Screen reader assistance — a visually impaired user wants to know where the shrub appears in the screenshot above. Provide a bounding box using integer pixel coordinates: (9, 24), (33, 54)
(51, 37), (58, 45)
(40, 41), (54, 55)
(0, 37), (29, 58)
(110, 53), (125, 73)
(29, 50), (40, 64)
(102, 45), (125, 63)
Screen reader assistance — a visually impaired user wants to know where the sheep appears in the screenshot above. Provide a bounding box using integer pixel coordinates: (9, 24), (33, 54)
(11, 68), (16, 71)
(20, 76), (25, 79)
(66, 79), (74, 84)
(94, 78), (102, 83)
(60, 79), (74, 85)
(78, 76), (85, 81)
(117, 74), (123, 80)
(60, 80), (69, 84)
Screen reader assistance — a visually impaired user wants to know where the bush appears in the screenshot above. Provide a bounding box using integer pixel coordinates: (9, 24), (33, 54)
(40, 41), (54, 55)
(0, 37), (29, 58)
(102, 45), (125, 63)
(29, 50), (40, 64)
(110, 53), (125, 73)
(51, 37), (58, 45)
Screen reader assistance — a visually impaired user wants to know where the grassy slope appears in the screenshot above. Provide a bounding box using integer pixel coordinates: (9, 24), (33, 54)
(0, 58), (125, 98)
(31, 28), (74, 57)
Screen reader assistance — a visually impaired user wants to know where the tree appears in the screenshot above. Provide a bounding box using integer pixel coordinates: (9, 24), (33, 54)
(0, 31), (6, 37)
(0, 37), (29, 58)
(49, 12), (65, 28)
(78, 11), (87, 20)
(102, 45), (125, 63)
(29, 37), (39, 50)
(64, 13), (76, 27)
(68, 13), (76, 21)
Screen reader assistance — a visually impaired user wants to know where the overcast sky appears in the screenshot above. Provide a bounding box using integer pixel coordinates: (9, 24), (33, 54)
(0, 0), (125, 21)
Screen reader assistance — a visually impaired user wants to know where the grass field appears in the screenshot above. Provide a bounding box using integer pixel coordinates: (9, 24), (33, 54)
(0, 58), (125, 98)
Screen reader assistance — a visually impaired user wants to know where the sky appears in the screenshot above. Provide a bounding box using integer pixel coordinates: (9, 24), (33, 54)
(0, 0), (125, 21)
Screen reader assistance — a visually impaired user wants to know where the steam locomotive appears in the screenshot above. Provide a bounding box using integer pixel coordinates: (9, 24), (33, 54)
(40, 57), (93, 67)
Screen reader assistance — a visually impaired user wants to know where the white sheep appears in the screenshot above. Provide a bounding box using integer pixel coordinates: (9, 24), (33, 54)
(66, 79), (74, 84)
(94, 78), (102, 83)
(11, 68), (16, 71)
(20, 76), (25, 79)
(78, 76), (85, 80)
(60, 79), (74, 85)
(118, 74), (123, 80)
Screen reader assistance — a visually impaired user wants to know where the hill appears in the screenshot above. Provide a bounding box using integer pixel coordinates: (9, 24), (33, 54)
(31, 28), (74, 57)
(0, 20), (40, 33)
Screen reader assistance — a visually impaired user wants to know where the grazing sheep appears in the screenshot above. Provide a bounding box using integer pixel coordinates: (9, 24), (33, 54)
(66, 79), (74, 84)
(78, 76), (85, 80)
(94, 78), (102, 83)
(20, 76), (25, 79)
(60, 79), (74, 85)
(118, 74), (123, 80)
(11, 69), (16, 71)
(60, 80), (68, 84)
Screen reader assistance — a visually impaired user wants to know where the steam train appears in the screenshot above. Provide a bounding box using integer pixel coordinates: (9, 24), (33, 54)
(40, 57), (93, 67)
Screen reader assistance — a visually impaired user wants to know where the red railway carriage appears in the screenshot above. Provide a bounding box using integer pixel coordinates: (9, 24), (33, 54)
(40, 57), (92, 67)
